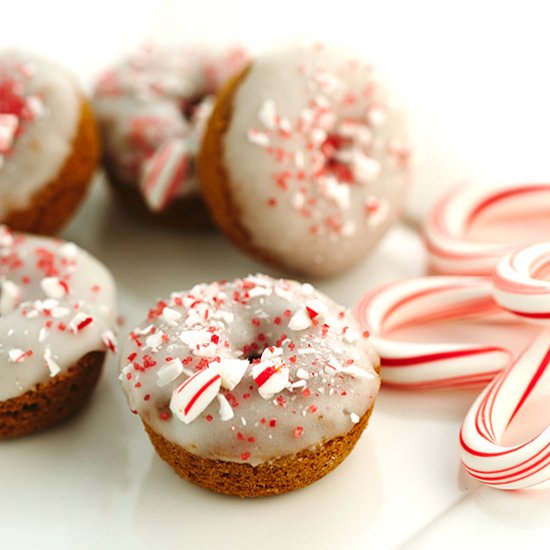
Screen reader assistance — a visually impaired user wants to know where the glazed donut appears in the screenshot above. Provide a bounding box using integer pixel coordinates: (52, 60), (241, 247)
(0, 226), (117, 439)
(93, 44), (248, 230)
(199, 41), (411, 277)
(0, 50), (100, 235)
(120, 274), (380, 497)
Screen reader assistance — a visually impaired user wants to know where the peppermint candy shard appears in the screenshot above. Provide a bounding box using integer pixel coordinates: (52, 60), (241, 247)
(252, 360), (290, 399)
(341, 364), (375, 379)
(0, 279), (21, 315)
(162, 307), (182, 325)
(217, 393), (234, 421)
(140, 138), (189, 212)
(41, 277), (70, 300)
(157, 358), (184, 387)
(288, 307), (312, 331)
(170, 367), (222, 424)
(44, 347), (61, 377)
(215, 358), (249, 390)
(102, 330), (118, 353)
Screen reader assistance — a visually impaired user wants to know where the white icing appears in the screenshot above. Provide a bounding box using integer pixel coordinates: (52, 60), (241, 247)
(120, 274), (379, 466)
(0, 228), (117, 401)
(0, 51), (80, 219)
(223, 42), (410, 276)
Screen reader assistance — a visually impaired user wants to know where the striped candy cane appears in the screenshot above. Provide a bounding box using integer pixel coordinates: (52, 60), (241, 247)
(426, 182), (550, 275)
(140, 138), (189, 212)
(460, 242), (550, 489)
(353, 277), (511, 389)
(493, 242), (550, 322)
(355, 180), (550, 489)
(460, 328), (550, 489)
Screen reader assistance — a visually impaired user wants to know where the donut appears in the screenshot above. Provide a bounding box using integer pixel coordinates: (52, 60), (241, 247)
(0, 226), (117, 439)
(0, 50), (100, 235)
(93, 44), (249, 230)
(199, 42), (411, 277)
(120, 274), (380, 497)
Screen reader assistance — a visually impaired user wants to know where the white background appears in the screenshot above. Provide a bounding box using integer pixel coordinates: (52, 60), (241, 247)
(3, 2), (550, 549)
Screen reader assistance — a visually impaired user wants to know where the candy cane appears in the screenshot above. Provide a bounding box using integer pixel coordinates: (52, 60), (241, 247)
(459, 243), (550, 489)
(460, 328), (550, 489)
(353, 277), (512, 389)
(493, 242), (550, 321)
(353, 180), (550, 489)
(140, 138), (189, 212)
(425, 182), (550, 275)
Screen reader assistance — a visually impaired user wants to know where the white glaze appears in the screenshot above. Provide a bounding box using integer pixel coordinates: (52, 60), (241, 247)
(223, 42), (411, 277)
(0, 50), (80, 219)
(120, 274), (379, 466)
(0, 227), (117, 401)
(93, 45), (247, 206)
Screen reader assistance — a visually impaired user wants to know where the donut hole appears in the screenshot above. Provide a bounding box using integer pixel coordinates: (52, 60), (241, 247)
(321, 133), (355, 183)
(240, 344), (265, 363)
(180, 95), (206, 121)
(240, 336), (281, 363)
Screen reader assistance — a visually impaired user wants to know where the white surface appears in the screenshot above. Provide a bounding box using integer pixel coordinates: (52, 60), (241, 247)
(1, 181), (549, 550)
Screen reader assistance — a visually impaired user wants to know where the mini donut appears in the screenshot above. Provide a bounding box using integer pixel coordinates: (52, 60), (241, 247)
(120, 274), (379, 497)
(93, 44), (249, 230)
(0, 50), (100, 235)
(0, 226), (117, 439)
(199, 42), (411, 277)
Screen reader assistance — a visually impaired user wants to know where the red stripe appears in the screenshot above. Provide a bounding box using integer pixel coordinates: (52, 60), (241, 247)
(466, 447), (550, 485)
(382, 282), (492, 329)
(184, 374), (221, 415)
(459, 427), (533, 458)
(383, 371), (499, 390)
(77, 317), (93, 331)
(160, 153), (188, 210)
(508, 345), (550, 425)
(381, 346), (506, 367)
(492, 271), (550, 295)
(255, 366), (277, 387)
(144, 144), (173, 193)
(424, 238), (508, 262)
(505, 310), (550, 319)
(466, 184), (550, 228)
(464, 439), (550, 476)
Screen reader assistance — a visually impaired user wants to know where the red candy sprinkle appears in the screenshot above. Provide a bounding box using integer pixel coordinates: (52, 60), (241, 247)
(293, 426), (304, 438)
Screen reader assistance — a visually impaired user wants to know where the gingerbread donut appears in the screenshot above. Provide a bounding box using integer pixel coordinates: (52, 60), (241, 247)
(120, 274), (380, 497)
(0, 226), (117, 439)
(93, 44), (248, 230)
(0, 50), (100, 235)
(199, 42), (411, 277)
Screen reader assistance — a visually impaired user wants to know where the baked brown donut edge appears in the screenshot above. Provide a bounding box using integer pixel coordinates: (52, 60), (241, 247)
(4, 98), (100, 235)
(144, 402), (375, 498)
(0, 350), (105, 440)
